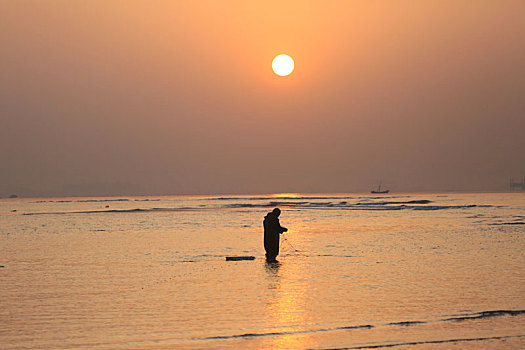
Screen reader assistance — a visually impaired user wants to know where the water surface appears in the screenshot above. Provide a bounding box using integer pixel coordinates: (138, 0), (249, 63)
(1, 193), (524, 348)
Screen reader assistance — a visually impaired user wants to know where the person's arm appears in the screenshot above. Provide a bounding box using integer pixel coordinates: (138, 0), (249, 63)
(277, 219), (288, 233)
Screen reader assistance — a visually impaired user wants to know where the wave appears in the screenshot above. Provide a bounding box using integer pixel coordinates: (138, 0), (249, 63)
(226, 201), (484, 211)
(490, 222), (525, 225)
(356, 200), (432, 205)
(330, 334), (525, 349)
(190, 309), (525, 343)
(20, 202), (491, 216)
(197, 325), (374, 341)
(442, 309), (525, 321)
(30, 199), (131, 203)
(22, 207), (197, 216)
(386, 321), (426, 326)
(29, 198), (162, 204)
(208, 195), (411, 201)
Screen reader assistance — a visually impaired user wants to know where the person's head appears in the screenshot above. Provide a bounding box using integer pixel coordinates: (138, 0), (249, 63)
(272, 208), (281, 217)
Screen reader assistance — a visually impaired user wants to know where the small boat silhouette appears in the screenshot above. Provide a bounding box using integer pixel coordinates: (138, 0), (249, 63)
(371, 182), (389, 194)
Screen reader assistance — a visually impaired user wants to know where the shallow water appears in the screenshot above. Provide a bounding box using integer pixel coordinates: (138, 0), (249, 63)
(1, 193), (524, 349)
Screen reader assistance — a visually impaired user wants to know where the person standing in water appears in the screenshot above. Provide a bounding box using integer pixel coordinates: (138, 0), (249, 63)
(263, 208), (288, 263)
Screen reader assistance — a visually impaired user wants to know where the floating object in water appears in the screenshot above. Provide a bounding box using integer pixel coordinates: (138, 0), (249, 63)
(226, 256), (255, 261)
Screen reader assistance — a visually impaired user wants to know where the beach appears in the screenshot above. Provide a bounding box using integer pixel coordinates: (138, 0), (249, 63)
(1, 193), (524, 349)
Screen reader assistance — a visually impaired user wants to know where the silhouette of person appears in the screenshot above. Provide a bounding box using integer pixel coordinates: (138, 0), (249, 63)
(263, 208), (288, 263)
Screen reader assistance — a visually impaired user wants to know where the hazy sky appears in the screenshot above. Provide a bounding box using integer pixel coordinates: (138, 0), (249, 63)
(1, 1), (524, 196)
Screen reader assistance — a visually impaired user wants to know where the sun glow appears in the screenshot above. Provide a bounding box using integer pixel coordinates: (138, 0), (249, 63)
(272, 54), (294, 76)
(272, 193), (300, 198)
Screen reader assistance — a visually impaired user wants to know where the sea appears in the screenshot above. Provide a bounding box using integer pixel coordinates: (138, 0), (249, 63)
(1, 192), (524, 349)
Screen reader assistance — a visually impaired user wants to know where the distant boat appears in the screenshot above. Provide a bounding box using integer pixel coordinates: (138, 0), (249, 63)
(371, 182), (389, 194)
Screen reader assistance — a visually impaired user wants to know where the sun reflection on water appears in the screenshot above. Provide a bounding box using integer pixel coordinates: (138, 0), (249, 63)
(261, 261), (317, 349)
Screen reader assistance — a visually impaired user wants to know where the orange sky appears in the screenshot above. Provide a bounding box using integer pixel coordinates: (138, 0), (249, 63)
(1, 1), (524, 196)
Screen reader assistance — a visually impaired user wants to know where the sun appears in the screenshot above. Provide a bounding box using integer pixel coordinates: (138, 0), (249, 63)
(272, 54), (294, 76)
